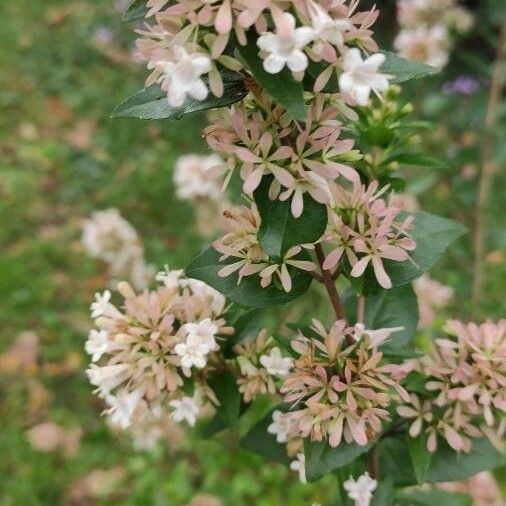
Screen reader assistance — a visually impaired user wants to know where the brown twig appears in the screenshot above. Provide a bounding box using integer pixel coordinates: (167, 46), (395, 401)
(367, 447), (378, 480)
(356, 295), (365, 323)
(315, 244), (347, 321)
(472, 18), (506, 311)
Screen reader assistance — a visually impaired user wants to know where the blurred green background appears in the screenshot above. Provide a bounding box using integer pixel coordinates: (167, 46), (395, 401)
(0, 0), (504, 505)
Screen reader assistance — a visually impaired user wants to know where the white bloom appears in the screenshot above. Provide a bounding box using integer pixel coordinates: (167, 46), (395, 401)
(169, 396), (200, 426)
(308, 0), (352, 52)
(105, 387), (145, 429)
(353, 323), (404, 348)
(182, 278), (226, 315)
(173, 154), (223, 201)
(90, 290), (112, 318)
(257, 13), (314, 74)
(181, 318), (219, 354)
(290, 452), (307, 483)
(343, 473), (377, 506)
(160, 46), (211, 107)
(259, 347), (293, 377)
(86, 363), (130, 394)
(339, 48), (389, 106)
(155, 266), (184, 289)
(85, 329), (111, 362)
(267, 410), (294, 443)
(174, 334), (211, 370)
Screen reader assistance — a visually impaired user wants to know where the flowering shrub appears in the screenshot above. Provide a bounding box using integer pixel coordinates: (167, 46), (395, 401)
(87, 1), (505, 505)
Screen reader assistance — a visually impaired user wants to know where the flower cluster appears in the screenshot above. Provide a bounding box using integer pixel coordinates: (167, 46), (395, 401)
(213, 203), (315, 291)
(322, 181), (416, 289)
(234, 329), (293, 402)
(394, 0), (472, 69)
(85, 268), (232, 430)
(82, 208), (155, 289)
(398, 319), (506, 453)
(279, 320), (410, 447)
(414, 274), (453, 329)
(344, 472), (377, 506)
(205, 92), (362, 217)
(135, 0), (386, 106)
(173, 154), (224, 202)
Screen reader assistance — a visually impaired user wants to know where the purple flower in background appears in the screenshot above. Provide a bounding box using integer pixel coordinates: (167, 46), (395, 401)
(443, 75), (480, 96)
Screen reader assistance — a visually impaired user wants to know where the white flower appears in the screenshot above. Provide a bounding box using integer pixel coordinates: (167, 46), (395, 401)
(339, 49), (389, 106)
(174, 335), (209, 369)
(160, 46), (211, 107)
(90, 290), (112, 318)
(343, 473), (377, 506)
(105, 387), (145, 429)
(86, 363), (130, 394)
(353, 323), (404, 348)
(182, 278), (226, 316)
(85, 329), (110, 362)
(169, 396), (200, 426)
(290, 452), (307, 483)
(257, 13), (314, 74)
(308, 0), (352, 52)
(267, 410), (294, 443)
(181, 318), (219, 354)
(259, 347), (293, 377)
(155, 266), (184, 289)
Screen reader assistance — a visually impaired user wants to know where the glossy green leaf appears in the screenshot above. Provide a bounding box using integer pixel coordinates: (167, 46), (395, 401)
(304, 439), (372, 482)
(396, 490), (472, 506)
(371, 476), (394, 506)
(343, 284), (419, 353)
(241, 408), (291, 465)
(427, 438), (503, 482)
(238, 31), (306, 121)
(387, 212), (467, 287)
(254, 176), (327, 259)
(186, 247), (313, 309)
(407, 434), (432, 484)
(208, 370), (241, 430)
(378, 436), (417, 486)
(223, 308), (264, 357)
(122, 0), (147, 21)
(381, 51), (439, 84)
(112, 72), (247, 119)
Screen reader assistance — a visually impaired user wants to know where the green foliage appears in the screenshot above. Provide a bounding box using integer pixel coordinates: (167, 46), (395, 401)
(209, 370), (242, 430)
(186, 246), (313, 308)
(241, 408), (291, 465)
(396, 490), (472, 506)
(122, 0), (148, 21)
(381, 52), (439, 84)
(407, 435), (433, 484)
(112, 73), (247, 120)
(304, 439), (372, 482)
(254, 176), (327, 260)
(343, 284), (419, 354)
(238, 31), (306, 121)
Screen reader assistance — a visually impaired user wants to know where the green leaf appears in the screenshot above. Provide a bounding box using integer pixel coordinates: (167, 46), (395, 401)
(396, 490), (472, 506)
(387, 212), (467, 287)
(122, 0), (147, 21)
(208, 370), (241, 430)
(371, 476), (394, 506)
(378, 436), (417, 486)
(241, 408), (291, 465)
(304, 439), (372, 482)
(384, 151), (444, 168)
(112, 72), (247, 119)
(381, 51), (439, 84)
(222, 308), (264, 357)
(254, 176), (327, 259)
(427, 438), (503, 482)
(186, 246), (313, 309)
(407, 434), (432, 484)
(342, 284), (419, 353)
(201, 413), (227, 438)
(238, 31), (306, 121)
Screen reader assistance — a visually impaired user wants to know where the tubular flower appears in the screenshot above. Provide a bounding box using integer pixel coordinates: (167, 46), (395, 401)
(134, 0), (384, 104)
(85, 270), (232, 429)
(204, 92), (362, 216)
(280, 320), (410, 447)
(213, 203), (315, 291)
(398, 319), (506, 453)
(322, 181), (416, 289)
(234, 329), (293, 402)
